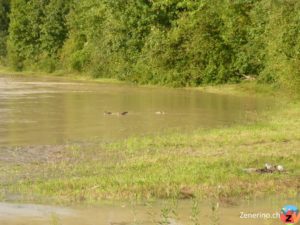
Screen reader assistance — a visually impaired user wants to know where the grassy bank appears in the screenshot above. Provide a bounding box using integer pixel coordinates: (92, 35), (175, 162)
(0, 89), (299, 204)
(0, 65), (288, 98)
(0, 65), (123, 84)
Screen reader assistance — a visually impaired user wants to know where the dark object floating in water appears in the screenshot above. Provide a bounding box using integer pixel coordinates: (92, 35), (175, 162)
(104, 111), (128, 116)
(103, 111), (112, 115)
(243, 163), (285, 174)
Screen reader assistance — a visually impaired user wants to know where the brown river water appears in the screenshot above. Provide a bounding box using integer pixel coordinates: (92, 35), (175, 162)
(0, 75), (271, 146)
(1, 198), (299, 225)
(1, 74), (298, 225)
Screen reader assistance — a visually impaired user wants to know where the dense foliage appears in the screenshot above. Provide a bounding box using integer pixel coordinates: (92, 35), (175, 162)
(0, 0), (10, 61)
(2, 0), (300, 91)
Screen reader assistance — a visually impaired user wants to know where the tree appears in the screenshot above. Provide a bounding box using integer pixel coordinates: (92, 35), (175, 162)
(0, 0), (10, 60)
(40, 0), (71, 56)
(8, 0), (47, 69)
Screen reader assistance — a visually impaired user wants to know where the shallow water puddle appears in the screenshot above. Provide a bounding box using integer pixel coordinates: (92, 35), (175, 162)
(0, 202), (73, 225)
(1, 198), (298, 225)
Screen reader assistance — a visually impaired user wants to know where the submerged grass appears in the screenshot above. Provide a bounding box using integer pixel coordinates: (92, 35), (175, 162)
(0, 98), (299, 204)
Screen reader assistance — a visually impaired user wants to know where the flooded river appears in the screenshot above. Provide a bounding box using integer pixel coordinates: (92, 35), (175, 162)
(0, 75), (270, 146)
(1, 74), (295, 225)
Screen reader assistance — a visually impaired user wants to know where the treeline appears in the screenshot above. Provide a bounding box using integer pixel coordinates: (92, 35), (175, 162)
(0, 0), (300, 91)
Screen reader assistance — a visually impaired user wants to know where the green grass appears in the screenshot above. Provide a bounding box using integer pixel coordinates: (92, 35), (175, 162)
(0, 96), (299, 204)
(191, 80), (293, 99)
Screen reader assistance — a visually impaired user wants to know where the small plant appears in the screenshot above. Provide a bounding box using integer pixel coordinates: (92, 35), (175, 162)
(210, 201), (220, 225)
(170, 197), (179, 221)
(159, 201), (172, 225)
(159, 198), (179, 225)
(191, 199), (201, 225)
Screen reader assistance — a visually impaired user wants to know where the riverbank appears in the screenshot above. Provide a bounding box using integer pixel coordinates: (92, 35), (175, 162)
(0, 65), (123, 84)
(0, 65), (288, 98)
(0, 68), (299, 205)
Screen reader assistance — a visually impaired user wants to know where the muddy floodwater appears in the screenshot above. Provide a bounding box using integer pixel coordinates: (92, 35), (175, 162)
(0, 75), (271, 146)
(1, 74), (293, 225)
(1, 198), (299, 225)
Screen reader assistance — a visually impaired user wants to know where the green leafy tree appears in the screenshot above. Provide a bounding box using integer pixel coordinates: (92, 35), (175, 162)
(261, 0), (300, 93)
(40, 0), (70, 56)
(39, 0), (71, 71)
(8, 0), (48, 69)
(0, 0), (10, 60)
